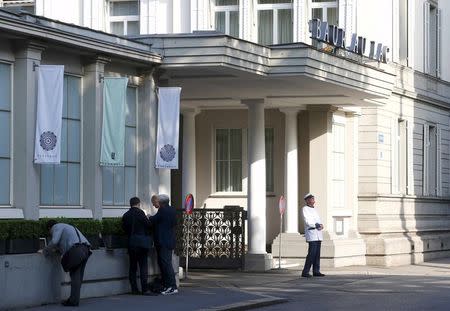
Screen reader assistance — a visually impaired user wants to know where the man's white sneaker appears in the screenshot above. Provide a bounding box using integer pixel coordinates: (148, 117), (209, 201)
(161, 287), (178, 295)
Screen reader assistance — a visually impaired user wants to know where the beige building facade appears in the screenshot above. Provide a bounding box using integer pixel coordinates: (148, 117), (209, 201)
(1, 0), (450, 270)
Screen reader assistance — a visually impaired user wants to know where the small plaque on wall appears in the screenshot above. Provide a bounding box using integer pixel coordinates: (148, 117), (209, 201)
(334, 218), (344, 235)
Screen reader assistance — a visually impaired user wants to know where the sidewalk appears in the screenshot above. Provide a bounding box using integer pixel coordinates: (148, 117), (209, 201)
(24, 258), (450, 311)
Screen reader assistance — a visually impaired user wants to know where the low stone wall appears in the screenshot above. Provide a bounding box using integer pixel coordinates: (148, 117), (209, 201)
(0, 248), (179, 310)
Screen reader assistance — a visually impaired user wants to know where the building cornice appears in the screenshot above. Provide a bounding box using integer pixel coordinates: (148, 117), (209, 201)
(0, 9), (162, 64)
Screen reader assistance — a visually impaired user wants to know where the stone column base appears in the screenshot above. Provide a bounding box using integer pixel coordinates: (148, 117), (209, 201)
(363, 233), (450, 266)
(272, 233), (367, 268)
(244, 253), (273, 271)
(271, 232), (305, 257)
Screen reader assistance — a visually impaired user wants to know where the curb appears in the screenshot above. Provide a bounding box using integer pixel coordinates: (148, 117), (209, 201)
(199, 297), (289, 311)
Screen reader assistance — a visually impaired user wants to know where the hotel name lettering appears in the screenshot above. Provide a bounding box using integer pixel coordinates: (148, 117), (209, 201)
(309, 19), (389, 63)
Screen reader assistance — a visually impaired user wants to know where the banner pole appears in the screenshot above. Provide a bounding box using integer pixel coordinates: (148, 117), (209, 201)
(185, 214), (190, 279)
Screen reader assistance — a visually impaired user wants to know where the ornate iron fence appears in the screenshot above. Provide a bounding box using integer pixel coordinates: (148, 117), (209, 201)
(177, 206), (247, 269)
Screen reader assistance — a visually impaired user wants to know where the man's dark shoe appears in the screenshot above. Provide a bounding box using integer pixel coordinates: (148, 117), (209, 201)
(130, 290), (141, 295)
(301, 273), (312, 278)
(313, 272), (325, 277)
(142, 290), (159, 296)
(62, 300), (79, 307)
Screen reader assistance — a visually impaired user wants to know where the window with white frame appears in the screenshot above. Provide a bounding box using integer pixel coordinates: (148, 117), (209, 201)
(109, 0), (140, 36)
(41, 76), (81, 206)
(214, 0), (239, 37)
(265, 128), (274, 192)
(102, 87), (137, 205)
(423, 124), (438, 196)
(216, 129), (242, 192)
(0, 63), (11, 205)
(311, 0), (338, 25)
(397, 120), (408, 194)
(215, 128), (274, 193)
(332, 121), (345, 208)
(257, 0), (293, 45)
(424, 2), (441, 77)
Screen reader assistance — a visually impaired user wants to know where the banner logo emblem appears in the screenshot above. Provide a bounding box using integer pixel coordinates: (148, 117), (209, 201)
(39, 131), (57, 151)
(160, 144), (176, 162)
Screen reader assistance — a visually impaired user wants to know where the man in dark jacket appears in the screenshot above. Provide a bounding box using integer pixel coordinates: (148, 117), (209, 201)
(149, 194), (178, 295)
(122, 197), (152, 295)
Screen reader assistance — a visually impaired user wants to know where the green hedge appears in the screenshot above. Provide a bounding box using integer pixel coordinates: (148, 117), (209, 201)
(0, 222), (8, 240)
(7, 220), (41, 239)
(0, 217), (128, 240)
(101, 218), (126, 236)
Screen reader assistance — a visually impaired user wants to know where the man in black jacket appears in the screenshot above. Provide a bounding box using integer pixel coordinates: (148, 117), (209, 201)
(149, 194), (178, 295)
(122, 197), (152, 295)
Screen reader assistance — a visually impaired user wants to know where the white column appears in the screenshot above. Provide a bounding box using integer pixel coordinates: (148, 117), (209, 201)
(137, 71), (159, 212)
(308, 106), (333, 230)
(280, 108), (301, 233)
(13, 42), (46, 220)
(83, 56), (110, 220)
(182, 109), (198, 200)
(243, 99), (266, 255)
(159, 169), (171, 197)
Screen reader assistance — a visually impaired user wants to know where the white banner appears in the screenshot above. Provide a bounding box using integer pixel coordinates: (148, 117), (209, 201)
(155, 87), (181, 169)
(34, 65), (64, 164)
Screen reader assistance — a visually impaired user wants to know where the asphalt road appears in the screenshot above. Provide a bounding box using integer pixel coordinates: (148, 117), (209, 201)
(24, 258), (450, 311)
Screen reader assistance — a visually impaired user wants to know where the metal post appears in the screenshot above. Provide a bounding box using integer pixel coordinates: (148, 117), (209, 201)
(185, 214), (190, 279)
(278, 213), (283, 269)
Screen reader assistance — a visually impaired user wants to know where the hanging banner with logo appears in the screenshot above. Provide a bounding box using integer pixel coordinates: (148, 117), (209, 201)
(100, 77), (128, 166)
(184, 193), (194, 215)
(278, 195), (286, 215)
(34, 65), (64, 164)
(155, 87), (181, 169)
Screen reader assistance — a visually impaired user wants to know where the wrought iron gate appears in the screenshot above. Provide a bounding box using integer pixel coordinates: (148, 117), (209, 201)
(178, 206), (247, 269)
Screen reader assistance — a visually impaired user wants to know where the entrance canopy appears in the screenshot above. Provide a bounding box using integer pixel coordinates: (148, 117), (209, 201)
(135, 33), (396, 109)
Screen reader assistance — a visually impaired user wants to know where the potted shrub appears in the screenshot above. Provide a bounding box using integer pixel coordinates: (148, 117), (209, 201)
(0, 222), (8, 255)
(6, 220), (41, 254)
(101, 218), (127, 249)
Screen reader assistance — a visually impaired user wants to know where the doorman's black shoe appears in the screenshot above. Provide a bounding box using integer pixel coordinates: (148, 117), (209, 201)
(313, 272), (325, 277)
(301, 273), (312, 278)
(62, 299), (79, 307)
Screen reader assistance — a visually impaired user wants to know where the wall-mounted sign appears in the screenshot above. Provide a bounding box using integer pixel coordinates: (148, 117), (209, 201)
(309, 19), (389, 63)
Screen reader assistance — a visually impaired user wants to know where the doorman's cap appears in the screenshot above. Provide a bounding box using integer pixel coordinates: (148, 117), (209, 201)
(304, 193), (314, 200)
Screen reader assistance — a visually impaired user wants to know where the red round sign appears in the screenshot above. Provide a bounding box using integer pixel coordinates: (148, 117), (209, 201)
(184, 194), (194, 214)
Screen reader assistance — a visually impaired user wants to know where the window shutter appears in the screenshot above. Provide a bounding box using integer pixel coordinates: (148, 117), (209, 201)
(191, 0), (198, 31)
(423, 1), (430, 74)
(391, 119), (399, 194)
(437, 126), (442, 196)
(406, 121), (414, 195)
(143, 0), (158, 34)
(423, 124), (429, 196)
(436, 8), (442, 78)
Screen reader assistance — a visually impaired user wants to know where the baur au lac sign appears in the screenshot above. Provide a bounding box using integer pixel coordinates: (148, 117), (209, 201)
(309, 19), (389, 64)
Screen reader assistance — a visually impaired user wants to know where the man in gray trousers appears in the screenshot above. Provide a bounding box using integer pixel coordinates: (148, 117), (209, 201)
(43, 220), (91, 307)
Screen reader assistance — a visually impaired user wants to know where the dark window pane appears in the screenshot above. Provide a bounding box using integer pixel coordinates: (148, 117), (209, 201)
(215, 11), (226, 33)
(216, 161), (229, 191)
(216, 0), (238, 5)
(258, 10), (273, 45)
(110, 1), (139, 16)
(230, 11), (239, 37)
(278, 9), (293, 44)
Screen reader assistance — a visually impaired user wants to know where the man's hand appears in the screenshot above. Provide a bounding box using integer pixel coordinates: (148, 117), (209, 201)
(319, 224), (324, 230)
